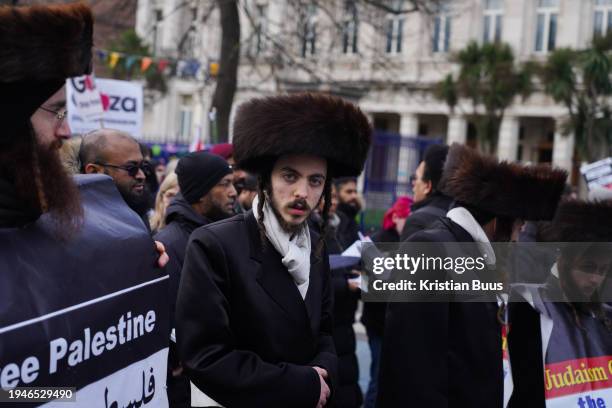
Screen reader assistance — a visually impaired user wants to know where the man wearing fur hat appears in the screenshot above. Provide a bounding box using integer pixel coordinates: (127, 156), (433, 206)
(377, 143), (567, 407)
(0, 3), (93, 230)
(0, 3), (170, 404)
(176, 93), (371, 407)
(508, 200), (612, 407)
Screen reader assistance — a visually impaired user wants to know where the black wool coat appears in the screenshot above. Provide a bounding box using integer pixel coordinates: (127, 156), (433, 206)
(399, 192), (453, 242)
(507, 299), (545, 408)
(336, 203), (361, 249)
(310, 214), (362, 408)
(377, 217), (503, 408)
(176, 211), (338, 408)
(360, 228), (399, 338)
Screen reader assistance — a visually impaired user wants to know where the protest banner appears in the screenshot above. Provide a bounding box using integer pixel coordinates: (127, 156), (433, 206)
(67, 77), (143, 138)
(0, 175), (169, 407)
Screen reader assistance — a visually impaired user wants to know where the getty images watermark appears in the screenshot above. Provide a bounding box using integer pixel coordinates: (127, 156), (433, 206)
(357, 242), (612, 303)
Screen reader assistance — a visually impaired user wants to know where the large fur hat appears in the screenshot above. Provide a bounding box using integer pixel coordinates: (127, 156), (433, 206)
(232, 93), (372, 177)
(545, 200), (612, 242)
(440, 143), (567, 220)
(0, 2), (93, 139)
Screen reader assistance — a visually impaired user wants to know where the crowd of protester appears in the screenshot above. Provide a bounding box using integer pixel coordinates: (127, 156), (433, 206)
(1, 2), (610, 408)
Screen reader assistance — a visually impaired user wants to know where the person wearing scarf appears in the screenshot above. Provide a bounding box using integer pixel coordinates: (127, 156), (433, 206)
(508, 200), (612, 407)
(176, 93), (371, 408)
(377, 143), (567, 408)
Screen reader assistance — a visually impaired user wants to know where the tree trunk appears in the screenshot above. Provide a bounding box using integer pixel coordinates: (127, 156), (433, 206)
(211, 0), (240, 143)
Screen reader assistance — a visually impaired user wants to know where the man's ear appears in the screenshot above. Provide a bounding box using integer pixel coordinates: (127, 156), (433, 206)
(84, 163), (102, 174)
(424, 180), (433, 196)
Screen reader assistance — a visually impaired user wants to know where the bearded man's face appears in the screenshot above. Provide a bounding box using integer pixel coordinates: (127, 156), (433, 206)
(268, 154), (327, 234)
(3, 85), (83, 237)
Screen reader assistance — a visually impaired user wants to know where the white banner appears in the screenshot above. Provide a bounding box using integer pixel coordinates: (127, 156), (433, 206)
(66, 74), (104, 121)
(41, 349), (168, 408)
(580, 157), (612, 190)
(67, 77), (143, 138)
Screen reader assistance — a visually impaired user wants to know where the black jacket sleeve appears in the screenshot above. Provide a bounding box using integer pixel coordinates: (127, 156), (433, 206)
(176, 229), (321, 408)
(308, 247), (339, 396)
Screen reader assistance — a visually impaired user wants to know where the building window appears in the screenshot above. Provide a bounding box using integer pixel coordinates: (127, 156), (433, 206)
(483, 0), (503, 43)
(594, 0), (612, 37)
(249, 4), (268, 56)
(386, 17), (404, 53)
(179, 95), (193, 143)
(180, 30), (197, 58)
(342, 1), (359, 54)
(179, 8), (198, 59)
(534, 0), (559, 53)
(432, 13), (451, 53)
(385, 1), (405, 54)
(301, 4), (317, 57)
(152, 8), (163, 55)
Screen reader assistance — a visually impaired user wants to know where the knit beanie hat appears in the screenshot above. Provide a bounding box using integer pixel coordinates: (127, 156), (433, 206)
(176, 151), (232, 204)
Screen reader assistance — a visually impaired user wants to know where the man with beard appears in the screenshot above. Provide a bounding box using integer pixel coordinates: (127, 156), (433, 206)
(176, 93), (371, 407)
(0, 3), (170, 404)
(235, 171), (258, 213)
(1, 85), (83, 233)
(334, 177), (362, 249)
(377, 144), (567, 408)
(508, 199), (612, 408)
(154, 150), (234, 407)
(80, 128), (153, 227)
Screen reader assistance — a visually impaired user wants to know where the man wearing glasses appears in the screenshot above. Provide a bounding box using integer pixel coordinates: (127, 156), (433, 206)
(80, 128), (153, 227)
(0, 3), (170, 404)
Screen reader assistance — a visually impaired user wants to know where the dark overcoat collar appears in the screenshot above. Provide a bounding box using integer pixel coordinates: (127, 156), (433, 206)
(244, 211), (324, 333)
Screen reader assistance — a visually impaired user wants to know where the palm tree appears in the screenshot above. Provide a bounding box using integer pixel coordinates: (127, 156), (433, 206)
(540, 33), (612, 161)
(434, 41), (534, 154)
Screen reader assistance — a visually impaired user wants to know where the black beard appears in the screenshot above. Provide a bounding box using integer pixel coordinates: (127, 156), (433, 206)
(201, 193), (235, 222)
(268, 197), (307, 235)
(0, 130), (83, 240)
(117, 183), (152, 217)
(338, 201), (360, 218)
(205, 204), (234, 222)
